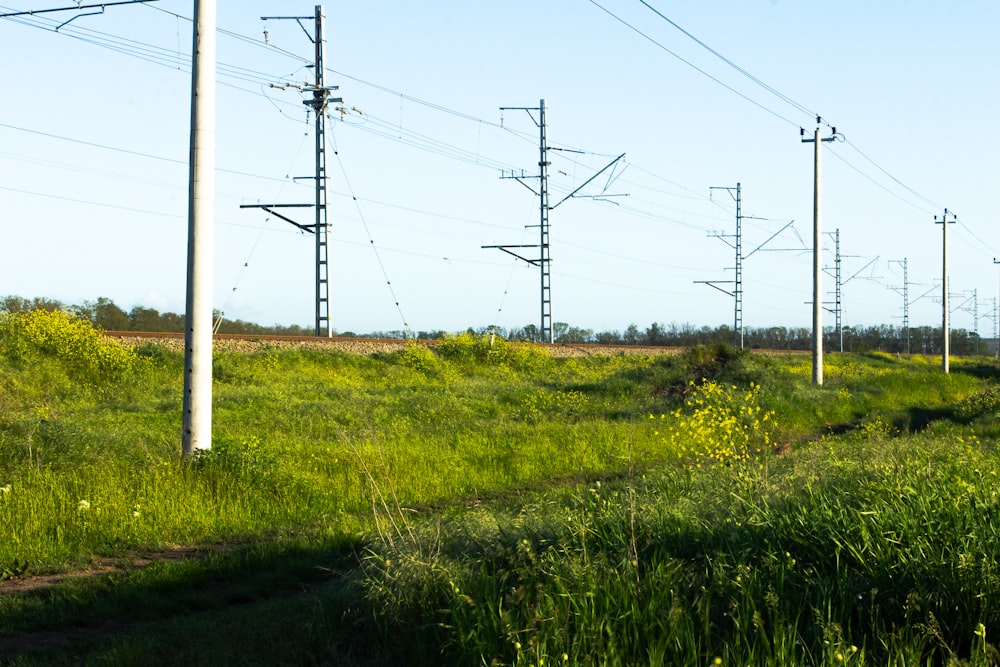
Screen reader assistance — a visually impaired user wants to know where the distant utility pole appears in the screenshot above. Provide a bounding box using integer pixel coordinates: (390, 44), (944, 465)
(801, 119), (838, 385)
(889, 258), (910, 354)
(696, 184), (790, 349)
(993, 296), (999, 359)
(956, 289), (981, 356)
(242, 5), (341, 337)
(936, 209), (956, 372)
(701, 183), (744, 348)
(825, 229), (843, 352)
(182, 0), (215, 456)
(485, 99), (623, 343)
(994, 258), (1000, 359)
(824, 231), (879, 354)
(972, 289), (980, 355)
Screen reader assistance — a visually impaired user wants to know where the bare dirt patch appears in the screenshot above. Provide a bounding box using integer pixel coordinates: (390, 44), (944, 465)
(0, 546), (217, 598)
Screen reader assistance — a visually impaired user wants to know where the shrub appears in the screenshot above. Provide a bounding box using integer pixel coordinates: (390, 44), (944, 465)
(954, 387), (1000, 423)
(0, 309), (138, 384)
(435, 332), (550, 372)
(652, 380), (776, 466)
(395, 341), (447, 377)
(680, 343), (744, 377)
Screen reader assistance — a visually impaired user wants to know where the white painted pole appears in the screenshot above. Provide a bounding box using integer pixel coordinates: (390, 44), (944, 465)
(941, 210), (950, 373)
(802, 121), (837, 384)
(812, 127), (823, 386)
(182, 0), (216, 455)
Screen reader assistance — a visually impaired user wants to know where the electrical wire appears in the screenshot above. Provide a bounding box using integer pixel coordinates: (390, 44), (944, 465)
(489, 200), (537, 334)
(4, 8), (739, 237)
(142, 2), (312, 66)
(585, 0), (803, 128)
(336, 110), (520, 173)
(638, 0), (817, 120)
(953, 222), (995, 258)
(13, 2), (987, 322)
(1, 118), (719, 266)
(3, 9), (310, 92)
(329, 126), (412, 336)
(840, 137), (942, 211)
(0, 121), (311, 187)
(217, 131), (313, 330)
(0, 183), (182, 218)
(825, 145), (936, 215)
(588, 0), (970, 248)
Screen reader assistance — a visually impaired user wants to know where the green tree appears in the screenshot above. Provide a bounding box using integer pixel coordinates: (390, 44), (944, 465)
(129, 306), (163, 332)
(74, 297), (130, 331)
(1, 295), (64, 313)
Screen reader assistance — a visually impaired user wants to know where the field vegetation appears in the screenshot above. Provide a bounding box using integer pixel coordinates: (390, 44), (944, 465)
(1, 309), (999, 665)
(2, 293), (985, 353)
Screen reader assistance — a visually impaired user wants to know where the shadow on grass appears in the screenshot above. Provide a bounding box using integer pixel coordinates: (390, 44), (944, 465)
(951, 361), (1000, 382)
(0, 533), (395, 666)
(901, 406), (957, 432)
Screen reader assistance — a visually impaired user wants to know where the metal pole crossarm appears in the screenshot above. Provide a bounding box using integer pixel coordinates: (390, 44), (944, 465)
(500, 106), (543, 128)
(239, 203), (313, 208)
(501, 169), (536, 179)
(481, 244), (542, 266)
(743, 219), (796, 260)
(259, 15), (316, 42)
(550, 153), (626, 209)
(501, 175), (541, 197)
(0, 1), (157, 18)
(843, 256), (880, 285)
(240, 204), (316, 233)
(694, 280), (735, 298)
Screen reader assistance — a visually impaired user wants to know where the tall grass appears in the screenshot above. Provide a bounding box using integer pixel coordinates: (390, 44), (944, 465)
(0, 321), (699, 572)
(2, 316), (998, 664)
(362, 429), (1000, 665)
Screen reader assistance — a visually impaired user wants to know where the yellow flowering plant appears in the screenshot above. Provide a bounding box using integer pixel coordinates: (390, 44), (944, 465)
(0, 309), (138, 384)
(652, 380), (776, 466)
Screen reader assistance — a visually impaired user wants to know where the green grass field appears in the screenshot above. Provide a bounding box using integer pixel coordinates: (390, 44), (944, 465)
(2, 309), (999, 665)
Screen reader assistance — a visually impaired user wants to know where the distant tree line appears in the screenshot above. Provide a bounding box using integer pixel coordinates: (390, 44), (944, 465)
(483, 320), (990, 356)
(1, 295), (992, 355)
(0, 296), (310, 336)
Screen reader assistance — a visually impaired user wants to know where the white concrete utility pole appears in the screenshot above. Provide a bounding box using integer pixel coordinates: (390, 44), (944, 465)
(937, 209), (956, 373)
(801, 119), (837, 386)
(182, 0), (216, 456)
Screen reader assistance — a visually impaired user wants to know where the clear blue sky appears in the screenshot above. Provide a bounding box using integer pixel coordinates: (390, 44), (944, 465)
(2, 1), (997, 335)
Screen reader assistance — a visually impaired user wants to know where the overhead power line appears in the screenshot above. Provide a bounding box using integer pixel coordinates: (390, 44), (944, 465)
(839, 137), (942, 211)
(638, 0), (817, 120)
(330, 129), (412, 336)
(4, 5), (732, 229)
(825, 146), (934, 215)
(588, 0), (961, 242)
(0, 183), (181, 218)
(586, 0), (802, 128)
